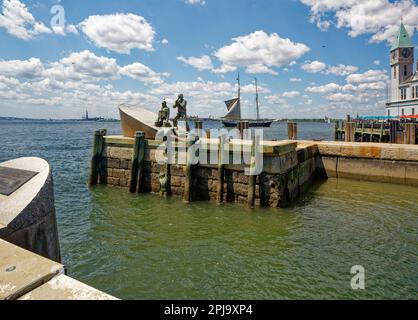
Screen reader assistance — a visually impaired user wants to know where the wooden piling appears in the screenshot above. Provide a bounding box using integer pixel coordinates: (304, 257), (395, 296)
(379, 122), (384, 143)
(238, 121), (249, 139)
(360, 122), (365, 142)
(89, 129), (106, 187)
(129, 131), (145, 193)
(404, 123), (416, 144)
(194, 120), (203, 138)
(194, 120), (203, 130)
(344, 122), (356, 142)
(389, 120), (398, 144)
(370, 122), (374, 142)
(183, 138), (195, 203)
(216, 136), (225, 204)
(334, 122), (338, 141)
(247, 136), (256, 208)
(287, 122), (297, 140)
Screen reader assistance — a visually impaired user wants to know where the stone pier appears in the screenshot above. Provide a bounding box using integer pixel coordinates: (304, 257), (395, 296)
(97, 136), (319, 208)
(94, 135), (418, 202)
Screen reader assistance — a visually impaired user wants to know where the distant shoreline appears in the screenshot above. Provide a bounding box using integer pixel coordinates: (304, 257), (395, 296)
(0, 117), (120, 122)
(0, 116), (340, 123)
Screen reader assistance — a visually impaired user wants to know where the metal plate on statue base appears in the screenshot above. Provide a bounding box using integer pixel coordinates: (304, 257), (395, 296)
(0, 166), (38, 196)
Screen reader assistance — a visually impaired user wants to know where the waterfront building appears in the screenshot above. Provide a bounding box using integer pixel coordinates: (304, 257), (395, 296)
(386, 23), (418, 118)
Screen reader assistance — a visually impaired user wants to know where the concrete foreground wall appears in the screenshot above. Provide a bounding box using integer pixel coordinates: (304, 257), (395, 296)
(0, 239), (116, 300)
(99, 137), (319, 208)
(298, 141), (418, 186)
(0, 158), (60, 262)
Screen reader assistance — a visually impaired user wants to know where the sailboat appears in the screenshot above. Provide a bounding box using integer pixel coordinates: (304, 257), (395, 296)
(222, 74), (273, 128)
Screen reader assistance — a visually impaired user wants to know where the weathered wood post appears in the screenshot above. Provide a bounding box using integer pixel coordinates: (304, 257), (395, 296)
(404, 123), (416, 144)
(194, 120), (203, 130)
(183, 137), (196, 203)
(379, 122), (384, 142)
(360, 122), (365, 142)
(89, 129), (106, 187)
(129, 131), (145, 193)
(247, 135), (257, 208)
(344, 122), (356, 142)
(369, 122), (374, 142)
(216, 135), (226, 204)
(334, 122), (339, 141)
(238, 121), (249, 139)
(389, 120), (398, 144)
(287, 122), (297, 140)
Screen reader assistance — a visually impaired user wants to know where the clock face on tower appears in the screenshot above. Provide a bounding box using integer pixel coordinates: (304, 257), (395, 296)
(402, 48), (411, 58)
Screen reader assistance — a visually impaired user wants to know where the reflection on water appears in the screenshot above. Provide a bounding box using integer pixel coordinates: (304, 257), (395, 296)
(0, 120), (416, 299)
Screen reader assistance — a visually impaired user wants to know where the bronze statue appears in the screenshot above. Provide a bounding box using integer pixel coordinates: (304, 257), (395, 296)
(173, 94), (189, 131)
(155, 100), (171, 127)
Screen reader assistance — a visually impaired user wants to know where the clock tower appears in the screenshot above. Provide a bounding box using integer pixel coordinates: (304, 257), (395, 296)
(390, 23), (414, 101)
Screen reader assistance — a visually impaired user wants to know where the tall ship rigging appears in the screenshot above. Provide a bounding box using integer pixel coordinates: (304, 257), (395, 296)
(222, 74), (272, 128)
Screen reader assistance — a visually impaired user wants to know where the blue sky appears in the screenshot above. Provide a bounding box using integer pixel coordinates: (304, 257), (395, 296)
(0, 0), (417, 119)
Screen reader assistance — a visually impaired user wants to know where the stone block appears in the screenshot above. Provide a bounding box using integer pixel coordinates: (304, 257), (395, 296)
(107, 158), (120, 169)
(107, 177), (119, 186)
(120, 159), (132, 170)
(104, 146), (133, 160)
(337, 158), (406, 185)
(171, 176), (183, 187)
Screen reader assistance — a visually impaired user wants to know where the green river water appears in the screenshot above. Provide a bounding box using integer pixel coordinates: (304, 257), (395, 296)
(0, 120), (416, 299)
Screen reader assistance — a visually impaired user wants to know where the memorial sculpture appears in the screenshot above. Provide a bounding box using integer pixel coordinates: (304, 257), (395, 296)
(173, 94), (190, 131)
(154, 100), (171, 128)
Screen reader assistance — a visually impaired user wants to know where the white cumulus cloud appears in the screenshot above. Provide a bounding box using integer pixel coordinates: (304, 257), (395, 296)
(213, 30), (310, 75)
(177, 55), (214, 71)
(301, 60), (327, 73)
(184, 0), (206, 5)
(346, 69), (388, 83)
(301, 0), (418, 44)
(79, 13), (155, 54)
(0, 57), (44, 79)
(0, 0), (52, 40)
(120, 62), (168, 85)
(302, 60), (358, 75)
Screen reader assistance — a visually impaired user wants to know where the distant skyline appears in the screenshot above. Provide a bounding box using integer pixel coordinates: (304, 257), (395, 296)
(0, 0), (418, 119)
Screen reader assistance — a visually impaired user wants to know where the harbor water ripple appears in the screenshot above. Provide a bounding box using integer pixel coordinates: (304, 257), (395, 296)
(0, 120), (416, 299)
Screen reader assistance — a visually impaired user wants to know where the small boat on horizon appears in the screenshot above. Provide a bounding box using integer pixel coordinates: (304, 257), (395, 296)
(222, 74), (272, 128)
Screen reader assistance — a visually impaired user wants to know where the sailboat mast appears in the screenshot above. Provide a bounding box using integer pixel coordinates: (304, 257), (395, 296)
(237, 72), (241, 100)
(255, 78), (260, 120)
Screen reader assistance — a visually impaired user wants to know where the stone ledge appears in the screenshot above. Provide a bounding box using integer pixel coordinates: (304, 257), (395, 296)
(298, 140), (418, 162)
(19, 274), (117, 300)
(0, 239), (117, 300)
(0, 239), (63, 300)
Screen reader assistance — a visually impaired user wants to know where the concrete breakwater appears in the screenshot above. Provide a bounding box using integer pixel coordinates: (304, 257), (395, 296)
(91, 133), (418, 204)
